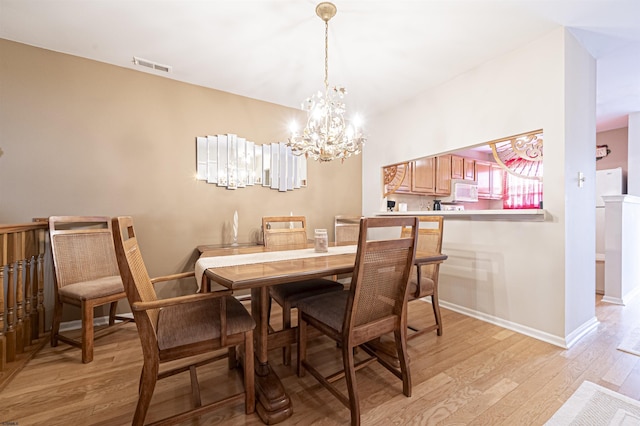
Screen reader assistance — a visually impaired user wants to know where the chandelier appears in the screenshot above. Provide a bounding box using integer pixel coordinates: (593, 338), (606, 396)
(288, 2), (365, 162)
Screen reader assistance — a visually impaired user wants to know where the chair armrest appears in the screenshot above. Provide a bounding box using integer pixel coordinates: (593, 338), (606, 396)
(150, 271), (195, 284)
(131, 290), (231, 312)
(414, 253), (448, 267)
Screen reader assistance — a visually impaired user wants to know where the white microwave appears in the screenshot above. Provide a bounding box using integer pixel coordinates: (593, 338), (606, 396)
(443, 179), (478, 203)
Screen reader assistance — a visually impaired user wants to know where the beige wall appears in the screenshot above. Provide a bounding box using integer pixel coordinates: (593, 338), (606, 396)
(0, 39), (362, 298)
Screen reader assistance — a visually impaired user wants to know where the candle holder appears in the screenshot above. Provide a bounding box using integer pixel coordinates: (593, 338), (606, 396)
(232, 211), (239, 246)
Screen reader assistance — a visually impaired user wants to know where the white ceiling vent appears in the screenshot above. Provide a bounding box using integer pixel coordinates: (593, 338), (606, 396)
(133, 56), (172, 73)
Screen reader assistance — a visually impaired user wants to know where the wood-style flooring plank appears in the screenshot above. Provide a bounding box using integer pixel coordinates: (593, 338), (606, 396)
(2, 295), (640, 425)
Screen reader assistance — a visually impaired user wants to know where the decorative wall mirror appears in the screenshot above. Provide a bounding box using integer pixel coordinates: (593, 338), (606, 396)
(196, 135), (307, 191)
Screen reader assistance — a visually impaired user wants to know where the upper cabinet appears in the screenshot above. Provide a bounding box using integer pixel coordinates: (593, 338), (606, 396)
(411, 157), (436, 193)
(434, 155), (452, 195)
(451, 155), (464, 180)
(383, 162), (412, 195)
(463, 158), (475, 180)
(476, 160), (503, 200)
(491, 163), (503, 198)
(383, 155), (452, 196)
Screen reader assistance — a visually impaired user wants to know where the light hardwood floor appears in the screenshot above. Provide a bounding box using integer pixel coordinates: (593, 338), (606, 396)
(2, 294), (640, 425)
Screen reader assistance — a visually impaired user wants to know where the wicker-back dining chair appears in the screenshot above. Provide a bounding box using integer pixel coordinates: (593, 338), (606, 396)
(112, 216), (255, 425)
(334, 215), (362, 245)
(296, 216), (419, 425)
(400, 215), (444, 338)
(49, 215), (131, 363)
(262, 215), (344, 365)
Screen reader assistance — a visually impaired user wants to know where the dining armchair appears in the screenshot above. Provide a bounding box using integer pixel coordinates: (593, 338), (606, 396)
(112, 216), (255, 425)
(262, 215), (343, 365)
(296, 216), (419, 426)
(49, 215), (131, 363)
(401, 215), (444, 338)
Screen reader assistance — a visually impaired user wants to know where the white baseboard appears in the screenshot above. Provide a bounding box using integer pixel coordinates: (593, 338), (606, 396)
(414, 298), (597, 349)
(602, 286), (640, 306)
(565, 316), (600, 348)
(602, 295), (624, 305)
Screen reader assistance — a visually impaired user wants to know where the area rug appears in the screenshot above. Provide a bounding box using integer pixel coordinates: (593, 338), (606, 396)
(545, 381), (640, 425)
(617, 329), (640, 357)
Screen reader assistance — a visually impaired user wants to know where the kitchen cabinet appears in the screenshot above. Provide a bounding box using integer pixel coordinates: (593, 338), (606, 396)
(411, 157), (436, 193)
(412, 155), (451, 195)
(463, 158), (475, 180)
(383, 155), (451, 196)
(476, 161), (490, 197)
(451, 155), (464, 180)
(476, 160), (503, 199)
(434, 155), (452, 195)
(383, 162), (412, 194)
(395, 162), (413, 193)
(491, 163), (503, 199)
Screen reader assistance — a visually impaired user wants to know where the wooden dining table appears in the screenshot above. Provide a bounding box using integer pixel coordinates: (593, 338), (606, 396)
(198, 244), (448, 424)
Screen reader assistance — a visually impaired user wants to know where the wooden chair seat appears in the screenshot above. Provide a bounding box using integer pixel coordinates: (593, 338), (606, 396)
(56, 275), (123, 300)
(269, 278), (344, 308)
(408, 276), (434, 299)
(156, 296), (255, 352)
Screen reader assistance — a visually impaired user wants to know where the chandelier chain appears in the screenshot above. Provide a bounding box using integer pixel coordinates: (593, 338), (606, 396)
(324, 19), (329, 91)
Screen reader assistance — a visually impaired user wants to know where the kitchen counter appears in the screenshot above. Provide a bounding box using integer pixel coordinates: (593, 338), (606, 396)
(376, 209), (547, 221)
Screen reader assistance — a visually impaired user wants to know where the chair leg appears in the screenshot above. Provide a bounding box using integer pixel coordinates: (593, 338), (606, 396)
(133, 362), (159, 426)
(282, 303), (292, 365)
(108, 301), (118, 326)
(81, 301), (94, 363)
(189, 365), (202, 407)
(393, 329), (411, 397)
(297, 317), (307, 377)
(431, 292), (442, 336)
(228, 346), (237, 369)
(50, 299), (63, 347)
(342, 342), (360, 426)
(244, 331), (255, 414)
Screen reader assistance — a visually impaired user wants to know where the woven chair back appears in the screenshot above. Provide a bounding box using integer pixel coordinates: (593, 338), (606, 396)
(334, 215), (361, 245)
(347, 216), (418, 330)
(400, 216), (443, 284)
(49, 216), (120, 289)
(262, 216), (308, 250)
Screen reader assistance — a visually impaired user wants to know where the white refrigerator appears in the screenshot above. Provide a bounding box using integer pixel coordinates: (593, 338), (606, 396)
(595, 167), (623, 293)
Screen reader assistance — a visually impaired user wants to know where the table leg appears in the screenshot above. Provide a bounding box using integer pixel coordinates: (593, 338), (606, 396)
(251, 287), (293, 423)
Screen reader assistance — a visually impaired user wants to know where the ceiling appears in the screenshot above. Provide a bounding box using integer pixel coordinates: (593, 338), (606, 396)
(1, 0), (639, 132)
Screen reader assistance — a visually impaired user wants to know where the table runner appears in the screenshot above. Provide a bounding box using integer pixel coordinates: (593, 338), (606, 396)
(195, 244), (357, 290)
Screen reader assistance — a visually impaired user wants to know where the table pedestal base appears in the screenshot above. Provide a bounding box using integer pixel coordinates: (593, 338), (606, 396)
(255, 362), (293, 424)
